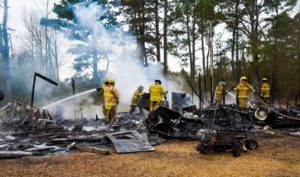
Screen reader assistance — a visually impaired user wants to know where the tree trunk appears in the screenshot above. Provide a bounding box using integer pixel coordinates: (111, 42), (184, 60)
(141, 0), (148, 66)
(155, 0), (160, 62)
(200, 15), (206, 91)
(271, 6), (279, 100)
(234, 0), (239, 82)
(191, 10), (196, 86)
(54, 31), (59, 81)
(163, 0), (168, 74)
(231, 27), (236, 76)
(1, 0), (12, 101)
(235, 28), (239, 82)
(185, 3), (194, 85)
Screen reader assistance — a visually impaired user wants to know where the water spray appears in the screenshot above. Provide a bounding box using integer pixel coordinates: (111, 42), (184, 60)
(42, 89), (96, 109)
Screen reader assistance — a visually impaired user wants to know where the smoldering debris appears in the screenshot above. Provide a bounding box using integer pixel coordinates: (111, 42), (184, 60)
(0, 101), (158, 159)
(1, 93), (300, 159)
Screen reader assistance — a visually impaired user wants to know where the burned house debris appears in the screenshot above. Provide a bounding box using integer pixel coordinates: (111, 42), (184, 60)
(0, 101), (157, 159)
(0, 82), (300, 159)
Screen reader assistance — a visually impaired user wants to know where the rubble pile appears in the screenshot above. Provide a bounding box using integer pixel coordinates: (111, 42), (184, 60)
(0, 93), (299, 159)
(0, 101), (158, 159)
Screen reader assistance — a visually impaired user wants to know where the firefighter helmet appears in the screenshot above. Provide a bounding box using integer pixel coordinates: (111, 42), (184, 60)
(240, 76), (247, 81)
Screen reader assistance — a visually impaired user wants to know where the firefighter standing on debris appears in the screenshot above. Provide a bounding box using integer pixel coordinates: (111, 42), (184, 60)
(129, 85), (144, 115)
(149, 80), (166, 111)
(234, 76), (255, 108)
(260, 78), (271, 104)
(103, 79), (119, 124)
(214, 81), (226, 105)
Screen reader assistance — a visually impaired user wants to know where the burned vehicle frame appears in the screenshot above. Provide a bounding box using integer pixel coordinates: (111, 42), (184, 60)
(196, 104), (258, 157)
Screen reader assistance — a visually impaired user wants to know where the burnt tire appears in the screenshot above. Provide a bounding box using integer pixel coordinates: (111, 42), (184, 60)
(232, 143), (241, 157)
(245, 139), (258, 150)
(197, 143), (208, 154)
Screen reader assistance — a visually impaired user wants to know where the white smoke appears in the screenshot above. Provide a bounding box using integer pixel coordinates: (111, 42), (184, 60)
(72, 3), (180, 111)
(42, 3), (188, 117)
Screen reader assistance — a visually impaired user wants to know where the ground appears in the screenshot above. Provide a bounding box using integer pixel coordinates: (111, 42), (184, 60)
(0, 136), (300, 177)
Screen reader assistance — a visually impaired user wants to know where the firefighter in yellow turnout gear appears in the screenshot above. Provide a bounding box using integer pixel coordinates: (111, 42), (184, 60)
(149, 80), (166, 111)
(96, 79), (109, 117)
(234, 76), (255, 108)
(260, 78), (271, 104)
(129, 86), (144, 115)
(103, 79), (119, 124)
(214, 81), (226, 105)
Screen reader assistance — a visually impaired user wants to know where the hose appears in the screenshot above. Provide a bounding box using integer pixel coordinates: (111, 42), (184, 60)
(226, 83), (300, 121)
(254, 94), (300, 121)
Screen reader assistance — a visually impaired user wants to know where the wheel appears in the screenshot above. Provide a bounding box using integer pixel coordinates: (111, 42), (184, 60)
(254, 108), (268, 121)
(232, 143), (241, 157)
(245, 139), (258, 150)
(197, 142), (208, 154)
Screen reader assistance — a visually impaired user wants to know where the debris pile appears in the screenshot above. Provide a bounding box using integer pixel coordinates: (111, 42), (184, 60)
(0, 92), (299, 159)
(0, 101), (156, 159)
(0, 101), (61, 133)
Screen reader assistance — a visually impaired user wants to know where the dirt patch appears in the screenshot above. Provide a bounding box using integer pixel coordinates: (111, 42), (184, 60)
(0, 137), (299, 177)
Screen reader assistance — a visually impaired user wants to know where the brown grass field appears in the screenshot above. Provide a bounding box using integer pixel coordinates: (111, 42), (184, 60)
(0, 136), (299, 177)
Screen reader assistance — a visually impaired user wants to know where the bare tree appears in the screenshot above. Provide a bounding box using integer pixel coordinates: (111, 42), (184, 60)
(0, 0), (12, 100)
(21, 0), (60, 80)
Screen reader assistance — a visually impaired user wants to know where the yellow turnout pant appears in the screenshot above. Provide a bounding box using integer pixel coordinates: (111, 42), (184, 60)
(238, 98), (249, 108)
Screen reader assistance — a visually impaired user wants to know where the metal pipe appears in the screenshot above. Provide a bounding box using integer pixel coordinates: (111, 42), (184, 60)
(209, 21), (214, 104)
(31, 72), (58, 108)
(198, 73), (202, 110)
(71, 77), (76, 118)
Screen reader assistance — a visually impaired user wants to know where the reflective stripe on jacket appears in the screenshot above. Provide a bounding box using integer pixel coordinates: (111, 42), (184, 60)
(261, 83), (270, 98)
(235, 82), (255, 99)
(149, 84), (166, 102)
(214, 84), (224, 101)
(104, 86), (119, 109)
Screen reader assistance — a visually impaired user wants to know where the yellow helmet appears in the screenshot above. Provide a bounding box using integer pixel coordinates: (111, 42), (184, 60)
(108, 79), (115, 83)
(219, 81), (226, 85)
(240, 76), (247, 81)
(262, 78), (268, 82)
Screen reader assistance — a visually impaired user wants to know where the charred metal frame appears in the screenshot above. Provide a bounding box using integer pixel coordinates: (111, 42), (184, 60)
(31, 72), (58, 108)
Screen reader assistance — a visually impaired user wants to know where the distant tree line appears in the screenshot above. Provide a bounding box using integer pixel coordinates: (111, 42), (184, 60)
(52, 0), (300, 101)
(0, 0), (299, 105)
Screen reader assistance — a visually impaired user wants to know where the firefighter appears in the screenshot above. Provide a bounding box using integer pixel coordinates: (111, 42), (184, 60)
(103, 79), (119, 124)
(96, 79), (109, 94)
(214, 81), (226, 105)
(149, 80), (166, 111)
(129, 85), (144, 115)
(260, 78), (271, 104)
(96, 79), (109, 116)
(234, 76), (255, 108)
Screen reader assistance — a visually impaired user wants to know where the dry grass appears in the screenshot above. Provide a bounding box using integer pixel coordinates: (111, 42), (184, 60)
(0, 137), (300, 177)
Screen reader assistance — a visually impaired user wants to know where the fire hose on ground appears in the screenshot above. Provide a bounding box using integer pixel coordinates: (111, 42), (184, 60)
(254, 94), (300, 121)
(223, 84), (300, 121)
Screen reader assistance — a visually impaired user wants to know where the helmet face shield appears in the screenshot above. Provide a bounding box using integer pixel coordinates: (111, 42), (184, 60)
(262, 78), (268, 82)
